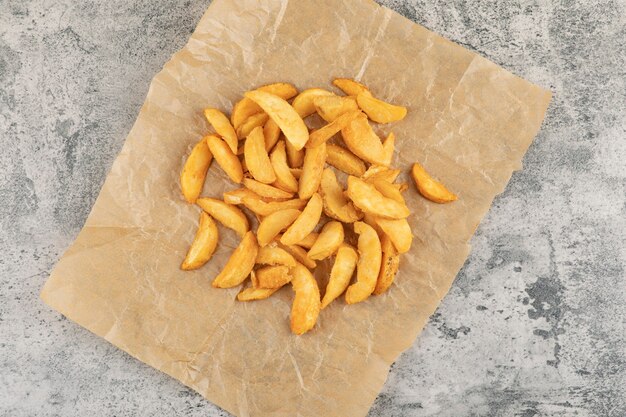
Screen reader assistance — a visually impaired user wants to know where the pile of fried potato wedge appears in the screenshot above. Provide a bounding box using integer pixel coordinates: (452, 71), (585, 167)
(180, 78), (457, 335)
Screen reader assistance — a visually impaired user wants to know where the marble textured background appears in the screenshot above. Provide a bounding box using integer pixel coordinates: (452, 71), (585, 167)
(1, 0), (625, 416)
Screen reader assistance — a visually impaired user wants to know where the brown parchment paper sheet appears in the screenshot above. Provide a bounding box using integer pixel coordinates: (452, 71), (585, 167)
(40, 0), (552, 415)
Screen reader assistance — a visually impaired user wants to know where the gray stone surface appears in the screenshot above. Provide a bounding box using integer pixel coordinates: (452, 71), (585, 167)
(1, 0), (624, 415)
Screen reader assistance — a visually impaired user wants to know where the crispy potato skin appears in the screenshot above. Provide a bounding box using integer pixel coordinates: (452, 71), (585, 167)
(345, 222), (382, 304)
(290, 263), (321, 335)
(180, 138), (213, 203)
(212, 231), (259, 288)
(411, 163), (458, 203)
(181, 212), (219, 270)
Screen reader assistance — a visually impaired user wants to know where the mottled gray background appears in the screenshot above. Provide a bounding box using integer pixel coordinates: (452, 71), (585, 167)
(1, 0), (625, 416)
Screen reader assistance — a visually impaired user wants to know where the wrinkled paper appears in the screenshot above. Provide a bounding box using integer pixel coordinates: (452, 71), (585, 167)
(41, 0), (552, 415)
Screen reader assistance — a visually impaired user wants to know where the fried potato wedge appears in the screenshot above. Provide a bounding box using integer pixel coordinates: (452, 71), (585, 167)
(244, 126), (276, 184)
(257, 209), (301, 246)
(375, 217), (412, 254)
(180, 138), (213, 203)
(290, 262), (321, 335)
(373, 235), (400, 295)
(181, 212), (219, 270)
(263, 118), (281, 152)
(325, 144), (366, 176)
(285, 139), (304, 168)
(381, 131), (395, 166)
(223, 188), (264, 205)
(237, 112), (269, 139)
(281, 193), (323, 246)
(256, 243), (297, 267)
(299, 142), (326, 199)
(356, 92), (407, 124)
(237, 286), (281, 301)
(314, 95), (359, 122)
(320, 168), (362, 223)
(307, 110), (361, 148)
(341, 113), (388, 166)
(362, 165), (401, 183)
(292, 88), (335, 118)
(241, 197), (307, 217)
(346, 176), (410, 219)
(256, 265), (293, 289)
(204, 108), (238, 153)
(362, 212), (384, 238)
(279, 242), (317, 269)
(270, 141), (299, 193)
(206, 134), (243, 183)
(308, 221), (344, 260)
(372, 179), (406, 205)
(295, 232), (319, 249)
(231, 82), (298, 129)
(196, 198), (250, 238)
(411, 162), (458, 203)
(321, 244), (358, 308)
(212, 231), (258, 288)
(245, 90), (309, 151)
(290, 167), (302, 179)
(332, 78), (369, 96)
(345, 222), (382, 304)
(243, 177), (293, 199)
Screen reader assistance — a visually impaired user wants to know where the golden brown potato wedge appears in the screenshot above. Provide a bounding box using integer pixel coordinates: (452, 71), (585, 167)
(375, 217), (412, 254)
(290, 262), (321, 335)
(373, 235), (400, 295)
(381, 131), (395, 166)
(180, 138), (213, 203)
(285, 139), (304, 168)
(346, 176), (410, 219)
(292, 88), (335, 118)
(299, 142), (326, 199)
(237, 112), (269, 140)
(372, 179), (406, 205)
(237, 285), (281, 301)
(256, 265), (293, 289)
(196, 198), (250, 238)
(321, 244), (358, 308)
(263, 118), (281, 152)
(256, 243), (297, 267)
(279, 242), (317, 269)
(320, 168), (362, 223)
(362, 165), (401, 183)
(231, 82), (298, 129)
(308, 221), (344, 260)
(243, 177), (293, 199)
(244, 126), (276, 184)
(245, 90), (309, 151)
(345, 222), (382, 304)
(356, 92), (407, 124)
(257, 209), (301, 246)
(270, 141), (299, 193)
(306, 110), (361, 148)
(411, 162), (458, 203)
(332, 78), (369, 96)
(181, 212), (219, 270)
(325, 144), (366, 176)
(206, 134), (243, 183)
(294, 232), (319, 249)
(204, 108), (238, 154)
(314, 95), (359, 122)
(241, 197), (307, 217)
(341, 113), (388, 166)
(212, 231), (258, 288)
(290, 168), (302, 179)
(223, 188), (264, 205)
(281, 193), (323, 246)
